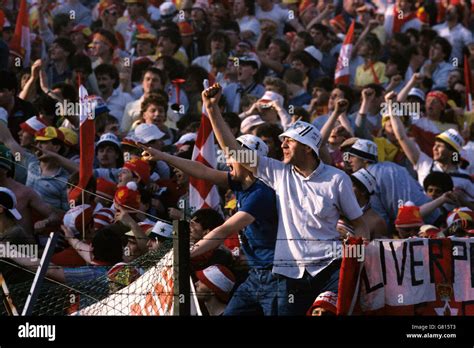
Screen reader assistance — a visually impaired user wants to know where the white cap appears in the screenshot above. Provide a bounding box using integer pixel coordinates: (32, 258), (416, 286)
(96, 133), (121, 150)
(151, 221), (173, 239)
(236, 134), (269, 157)
(279, 121), (322, 156)
(408, 88), (425, 102)
(0, 107), (7, 124)
(304, 45), (323, 64)
(174, 132), (197, 145)
(351, 168), (377, 194)
(240, 115), (265, 134)
(135, 123), (165, 143)
(0, 187), (21, 220)
(63, 204), (93, 235)
(435, 128), (464, 153)
(238, 52), (261, 69)
(160, 2), (178, 17)
(346, 138), (378, 162)
(259, 91), (284, 107)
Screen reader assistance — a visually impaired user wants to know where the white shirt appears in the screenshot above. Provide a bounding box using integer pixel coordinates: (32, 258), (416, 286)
(105, 88), (134, 124)
(191, 55), (211, 73)
(121, 96), (144, 133)
(433, 22), (473, 62)
(237, 16), (261, 45)
(414, 151), (474, 199)
(463, 141), (474, 175)
(256, 157), (363, 278)
(255, 4), (290, 37)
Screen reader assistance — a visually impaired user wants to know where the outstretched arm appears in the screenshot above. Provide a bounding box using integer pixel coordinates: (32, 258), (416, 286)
(141, 147), (229, 188)
(320, 98), (349, 146)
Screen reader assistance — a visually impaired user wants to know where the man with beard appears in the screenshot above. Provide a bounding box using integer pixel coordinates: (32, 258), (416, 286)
(94, 64), (133, 124)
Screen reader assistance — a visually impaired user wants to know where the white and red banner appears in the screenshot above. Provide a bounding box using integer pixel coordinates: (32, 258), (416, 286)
(334, 20), (355, 85)
(189, 81), (220, 213)
(76, 251), (201, 315)
(10, 0), (31, 66)
(69, 85), (96, 202)
(338, 238), (474, 315)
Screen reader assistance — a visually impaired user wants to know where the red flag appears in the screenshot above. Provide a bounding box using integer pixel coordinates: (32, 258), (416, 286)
(464, 54), (472, 111)
(334, 20), (355, 85)
(69, 85), (96, 202)
(189, 83), (220, 213)
(10, 0), (31, 67)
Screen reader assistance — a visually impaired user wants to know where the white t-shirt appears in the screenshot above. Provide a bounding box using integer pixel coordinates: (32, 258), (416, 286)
(191, 55), (211, 73)
(237, 16), (261, 45)
(255, 4), (290, 37)
(414, 151), (474, 199)
(256, 157), (363, 279)
(106, 88), (134, 124)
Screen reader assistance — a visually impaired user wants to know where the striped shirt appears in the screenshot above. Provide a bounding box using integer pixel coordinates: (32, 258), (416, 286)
(26, 161), (69, 211)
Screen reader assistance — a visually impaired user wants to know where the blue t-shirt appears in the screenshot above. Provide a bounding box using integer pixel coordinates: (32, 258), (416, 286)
(228, 174), (278, 269)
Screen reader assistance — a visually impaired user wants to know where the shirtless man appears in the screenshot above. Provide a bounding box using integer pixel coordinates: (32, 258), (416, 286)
(0, 145), (60, 237)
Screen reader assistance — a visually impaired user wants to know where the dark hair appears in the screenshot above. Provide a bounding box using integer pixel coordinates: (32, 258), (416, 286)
(222, 112), (241, 132)
(207, 31), (231, 53)
(309, 23), (329, 37)
(141, 93), (169, 116)
(52, 82), (78, 102)
(283, 68), (305, 87)
(222, 21), (240, 34)
(255, 123), (283, 160)
(333, 84), (355, 109)
(432, 36), (452, 61)
(71, 54), (93, 76)
(405, 28), (420, 42)
(0, 70), (18, 92)
(158, 29), (182, 54)
(313, 76), (334, 92)
(92, 228), (124, 264)
(53, 38), (76, 62)
(422, 171), (454, 193)
(156, 56), (186, 80)
(387, 53), (409, 76)
(132, 59), (154, 83)
(143, 67), (166, 85)
(35, 94), (59, 116)
(94, 64), (120, 89)
(271, 38), (290, 60)
(244, 0), (255, 15)
(392, 32), (411, 47)
(184, 65), (209, 93)
(362, 33), (382, 57)
(295, 31), (314, 47)
(191, 208), (224, 231)
(290, 51), (314, 69)
(53, 13), (71, 35)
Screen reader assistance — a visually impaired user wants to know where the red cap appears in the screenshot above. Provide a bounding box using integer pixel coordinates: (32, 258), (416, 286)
(96, 177), (117, 200)
(395, 203), (423, 228)
(306, 291), (338, 315)
(114, 182), (141, 211)
(123, 158), (151, 184)
(195, 264), (236, 303)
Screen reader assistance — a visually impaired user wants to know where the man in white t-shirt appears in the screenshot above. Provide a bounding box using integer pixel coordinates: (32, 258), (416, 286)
(255, 0), (304, 37)
(203, 85), (368, 315)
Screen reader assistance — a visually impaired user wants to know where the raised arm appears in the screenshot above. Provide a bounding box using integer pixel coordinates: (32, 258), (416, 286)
(141, 146), (229, 188)
(320, 98), (349, 145)
(397, 73), (423, 102)
(385, 91), (420, 165)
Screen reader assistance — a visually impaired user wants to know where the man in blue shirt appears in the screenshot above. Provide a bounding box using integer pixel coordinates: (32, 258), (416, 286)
(142, 133), (279, 315)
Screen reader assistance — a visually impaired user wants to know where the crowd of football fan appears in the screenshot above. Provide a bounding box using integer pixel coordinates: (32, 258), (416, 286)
(0, 0), (473, 316)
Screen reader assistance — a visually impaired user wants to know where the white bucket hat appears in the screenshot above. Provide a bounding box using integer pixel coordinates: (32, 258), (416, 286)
(237, 134), (269, 157)
(278, 121), (322, 155)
